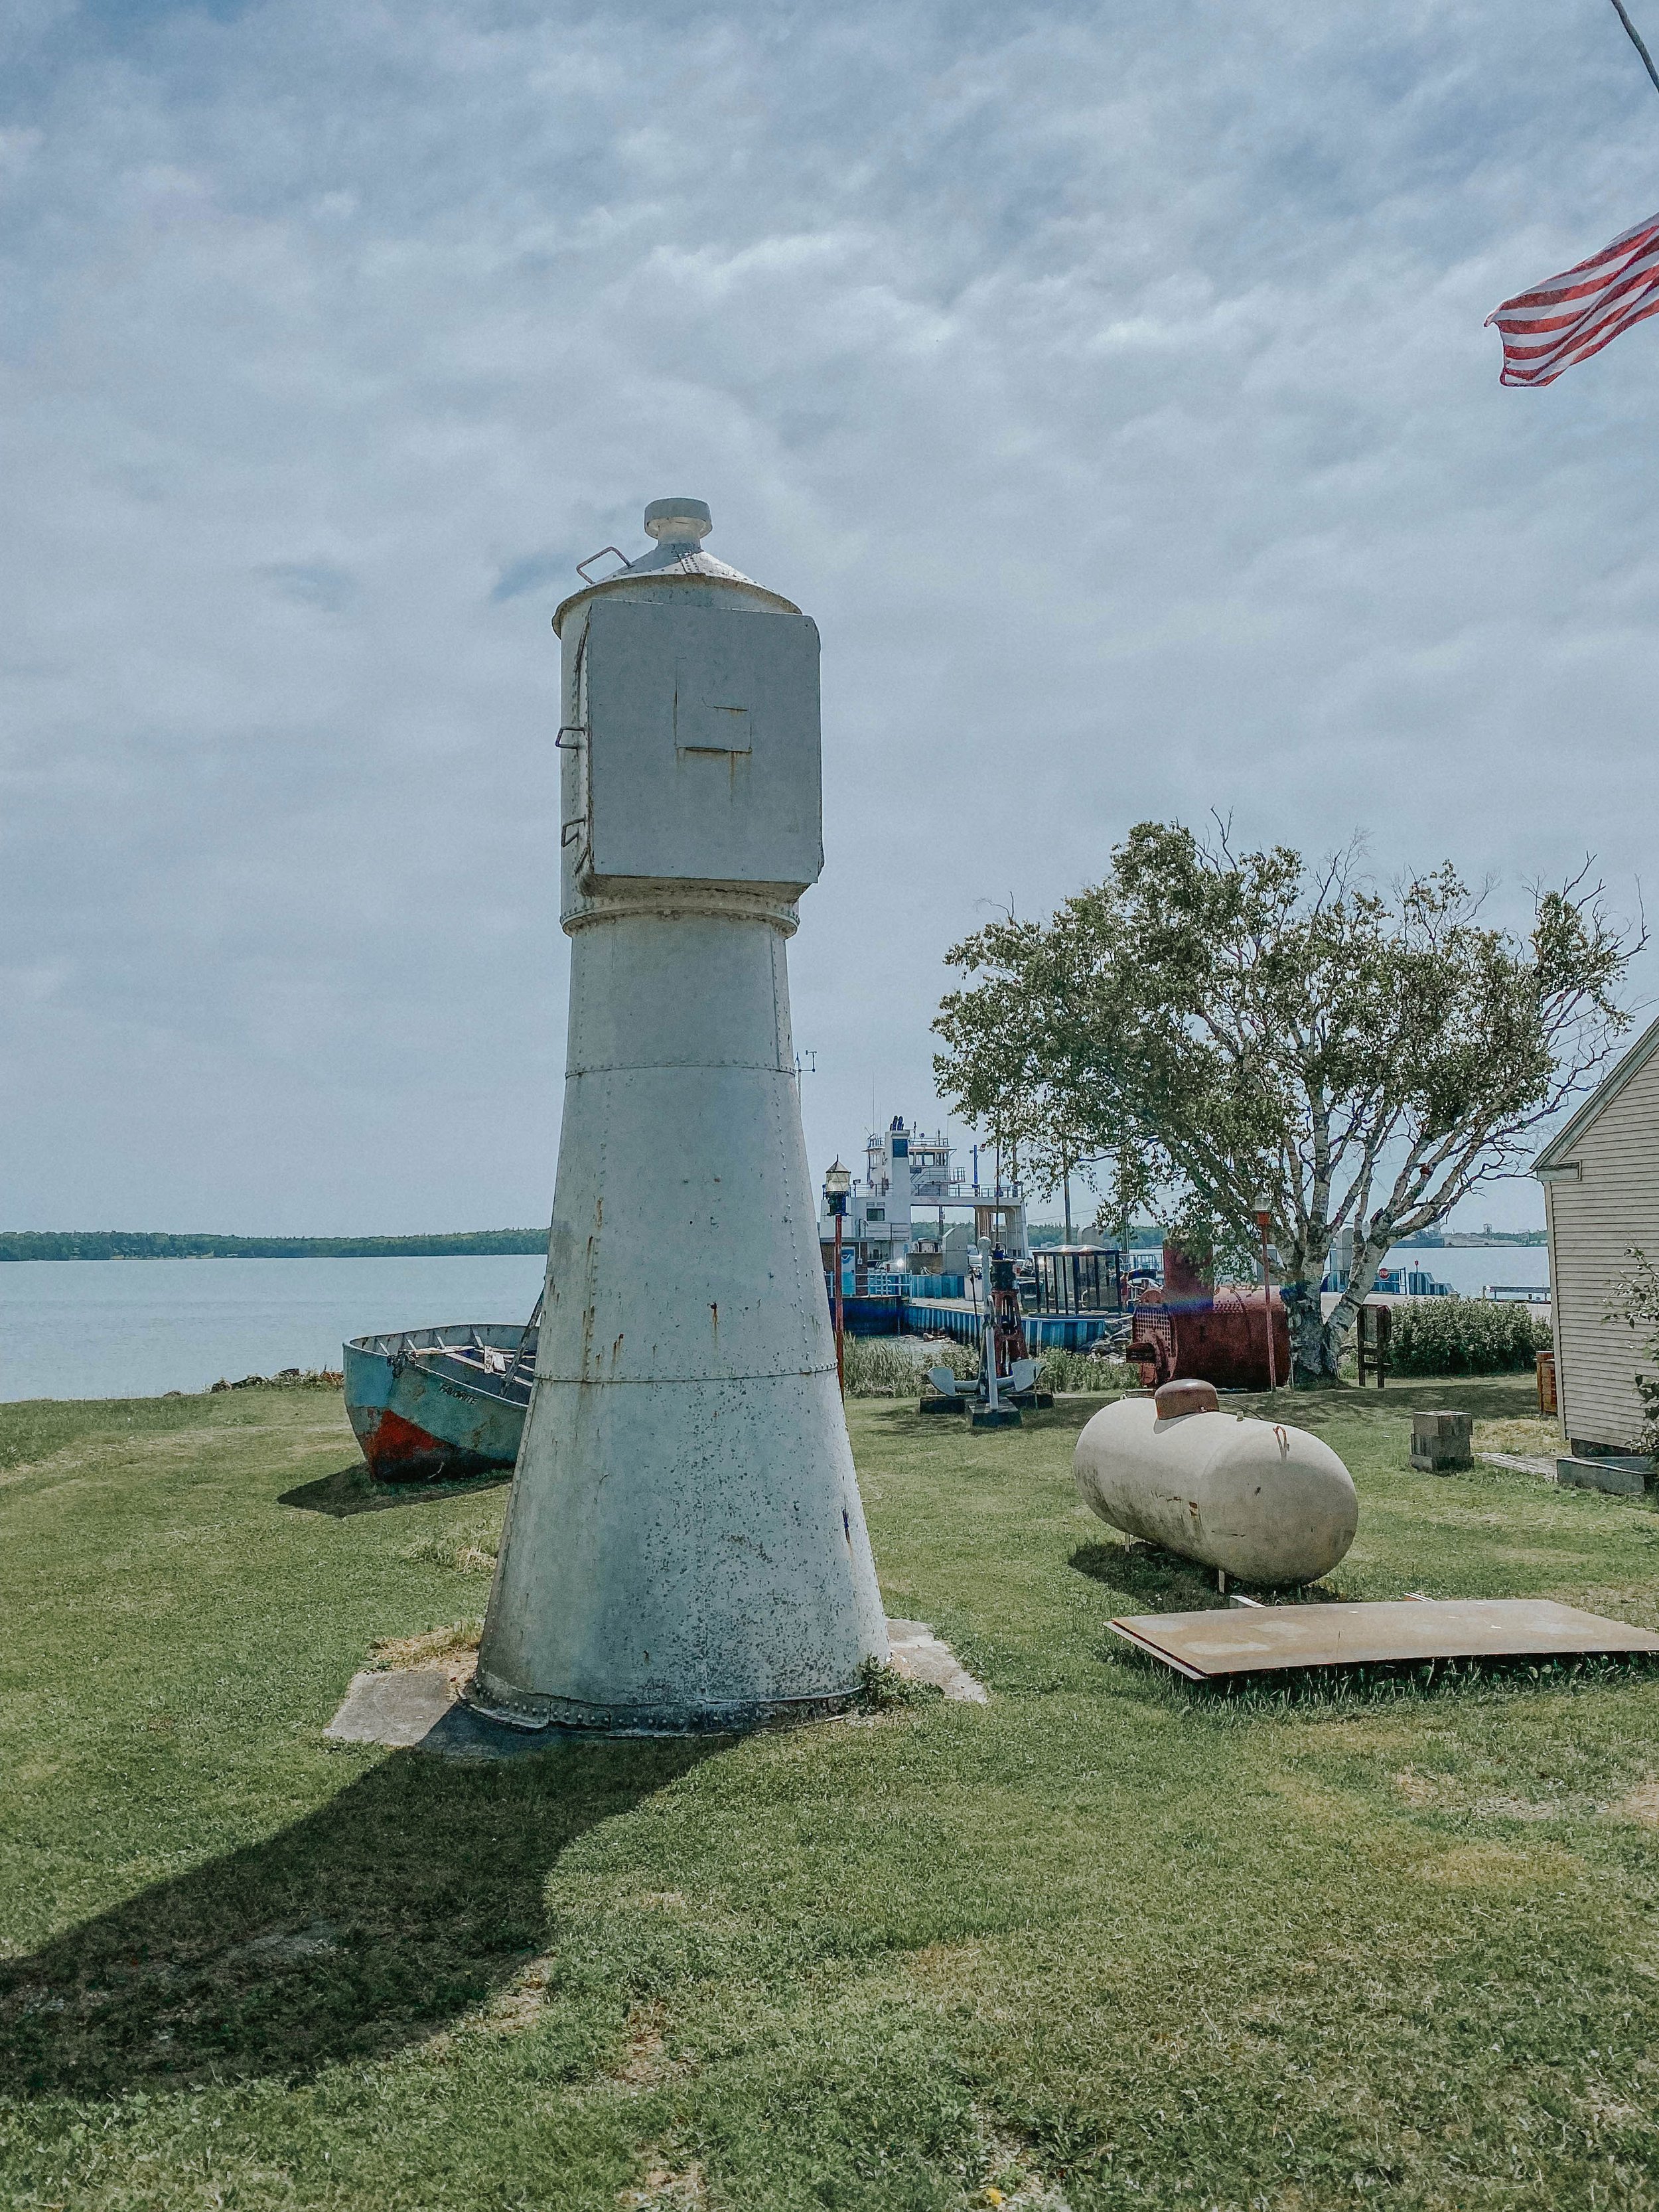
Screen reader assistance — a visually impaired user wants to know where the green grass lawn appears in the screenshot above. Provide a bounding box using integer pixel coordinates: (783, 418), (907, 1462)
(3, 1376), (1659, 2210)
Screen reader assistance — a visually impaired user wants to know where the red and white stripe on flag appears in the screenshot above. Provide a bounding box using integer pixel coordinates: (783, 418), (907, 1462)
(1487, 211), (1659, 385)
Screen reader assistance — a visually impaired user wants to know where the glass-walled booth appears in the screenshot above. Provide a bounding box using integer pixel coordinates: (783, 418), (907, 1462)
(1032, 1245), (1125, 1315)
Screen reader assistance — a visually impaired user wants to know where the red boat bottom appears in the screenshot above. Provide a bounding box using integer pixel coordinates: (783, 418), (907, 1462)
(358, 1408), (500, 1485)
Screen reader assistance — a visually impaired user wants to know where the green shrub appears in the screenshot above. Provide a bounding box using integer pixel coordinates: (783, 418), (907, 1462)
(1607, 1246), (1659, 1459)
(1386, 1298), (1550, 1376)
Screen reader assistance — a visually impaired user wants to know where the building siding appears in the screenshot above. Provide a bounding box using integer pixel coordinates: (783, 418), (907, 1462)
(1546, 1045), (1659, 1449)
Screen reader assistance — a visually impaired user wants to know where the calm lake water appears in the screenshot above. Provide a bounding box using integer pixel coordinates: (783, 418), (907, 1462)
(1374, 1245), (1550, 1298)
(0, 1242), (1550, 1404)
(0, 1254), (549, 1403)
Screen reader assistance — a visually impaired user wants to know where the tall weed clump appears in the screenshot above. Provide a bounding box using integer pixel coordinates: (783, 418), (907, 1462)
(843, 1334), (1133, 1396)
(1036, 1347), (1136, 1392)
(843, 1335), (977, 1396)
(1388, 1297), (1550, 1376)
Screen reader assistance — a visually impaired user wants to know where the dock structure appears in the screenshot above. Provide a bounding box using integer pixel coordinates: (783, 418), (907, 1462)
(817, 1115), (1028, 1282)
(837, 1290), (1122, 1351)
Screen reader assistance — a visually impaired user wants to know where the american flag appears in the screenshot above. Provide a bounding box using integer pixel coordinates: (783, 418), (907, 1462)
(1487, 210), (1659, 385)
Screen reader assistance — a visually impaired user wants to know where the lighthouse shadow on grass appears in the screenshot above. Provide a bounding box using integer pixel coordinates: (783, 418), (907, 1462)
(0, 1737), (713, 2099)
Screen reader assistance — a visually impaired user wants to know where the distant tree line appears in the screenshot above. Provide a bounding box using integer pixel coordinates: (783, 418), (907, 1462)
(1027, 1222), (1164, 1250)
(0, 1230), (549, 1263)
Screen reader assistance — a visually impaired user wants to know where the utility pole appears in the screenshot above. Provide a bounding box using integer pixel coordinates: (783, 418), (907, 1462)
(1254, 1194), (1279, 1392)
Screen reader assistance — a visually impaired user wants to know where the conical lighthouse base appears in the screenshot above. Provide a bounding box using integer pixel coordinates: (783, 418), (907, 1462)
(471, 892), (889, 1735)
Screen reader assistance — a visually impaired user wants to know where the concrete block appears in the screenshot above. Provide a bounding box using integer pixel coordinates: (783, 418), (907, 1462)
(325, 1668), (455, 1747)
(324, 1667), (555, 1760)
(1411, 1410), (1473, 1473)
(885, 1619), (989, 1703)
(970, 1405), (1022, 1430)
(1557, 1455), (1649, 1498)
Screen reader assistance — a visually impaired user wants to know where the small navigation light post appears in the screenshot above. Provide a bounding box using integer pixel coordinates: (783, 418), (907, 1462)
(1253, 1195), (1278, 1392)
(469, 496), (888, 1734)
(824, 1158), (851, 1396)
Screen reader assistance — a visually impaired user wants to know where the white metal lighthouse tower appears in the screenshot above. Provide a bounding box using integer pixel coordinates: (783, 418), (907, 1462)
(472, 498), (889, 1732)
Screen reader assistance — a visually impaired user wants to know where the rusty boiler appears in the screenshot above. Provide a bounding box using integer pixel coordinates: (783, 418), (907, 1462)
(1126, 1244), (1289, 1392)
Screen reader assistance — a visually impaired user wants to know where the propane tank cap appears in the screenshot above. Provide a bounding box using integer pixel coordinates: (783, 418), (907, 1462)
(1154, 1378), (1220, 1420)
(644, 497), (713, 544)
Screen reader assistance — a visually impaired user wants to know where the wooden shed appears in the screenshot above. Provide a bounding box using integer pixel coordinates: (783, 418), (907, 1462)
(1534, 1014), (1659, 1453)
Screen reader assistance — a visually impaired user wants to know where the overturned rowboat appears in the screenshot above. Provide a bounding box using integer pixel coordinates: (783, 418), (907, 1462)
(343, 1308), (538, 1483)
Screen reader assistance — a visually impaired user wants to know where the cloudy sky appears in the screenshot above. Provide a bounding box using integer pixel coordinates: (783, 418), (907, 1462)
(4, 0), (1657, 1237)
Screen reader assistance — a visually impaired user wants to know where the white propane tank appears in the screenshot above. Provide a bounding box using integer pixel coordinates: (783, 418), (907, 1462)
(1073, 1380), (1358, 1586)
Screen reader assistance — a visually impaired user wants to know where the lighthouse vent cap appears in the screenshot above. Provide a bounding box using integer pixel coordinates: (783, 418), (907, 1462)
(644, 496), (712, 544)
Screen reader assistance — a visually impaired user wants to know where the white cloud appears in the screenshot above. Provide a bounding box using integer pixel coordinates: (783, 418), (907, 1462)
(4, 0), (1656, 1233)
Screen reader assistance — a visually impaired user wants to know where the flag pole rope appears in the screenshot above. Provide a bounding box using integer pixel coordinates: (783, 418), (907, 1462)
(1610, 0), (1659, 96)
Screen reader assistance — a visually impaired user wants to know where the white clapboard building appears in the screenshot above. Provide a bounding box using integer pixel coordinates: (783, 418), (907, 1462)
(1535, 1013), (1659, 1453)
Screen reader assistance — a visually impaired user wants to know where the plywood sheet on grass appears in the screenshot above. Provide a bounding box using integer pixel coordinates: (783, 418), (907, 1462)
(1110, 1598), (1659, 1681)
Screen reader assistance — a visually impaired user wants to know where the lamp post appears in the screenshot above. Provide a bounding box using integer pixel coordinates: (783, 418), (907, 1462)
(825, 1158), (851, 1397)
(1253, 1194), (1278, 1392)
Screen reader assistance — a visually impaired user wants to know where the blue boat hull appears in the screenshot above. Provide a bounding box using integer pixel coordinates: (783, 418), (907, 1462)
(344, 1321), (536, 1483)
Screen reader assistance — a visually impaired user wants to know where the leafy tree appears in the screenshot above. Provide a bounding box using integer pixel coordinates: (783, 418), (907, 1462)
(935, 822), (1636, 1386)
(932, 907), (1151, 1246)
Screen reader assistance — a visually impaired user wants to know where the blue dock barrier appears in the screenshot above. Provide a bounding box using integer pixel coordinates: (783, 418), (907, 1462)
(826, 1282), (1126, 1348)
